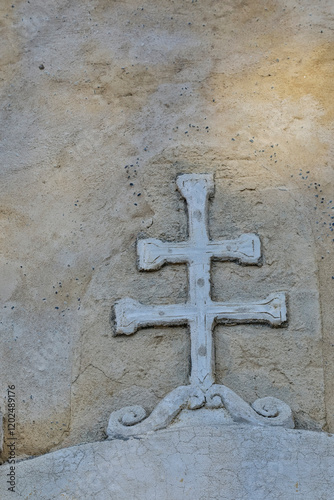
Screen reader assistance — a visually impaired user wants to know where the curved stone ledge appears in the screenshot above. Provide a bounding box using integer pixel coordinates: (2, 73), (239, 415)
(1, 424), (333, 500)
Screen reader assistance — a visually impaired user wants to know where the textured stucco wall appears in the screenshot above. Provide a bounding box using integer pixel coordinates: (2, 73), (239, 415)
(1, 0), (334, 460)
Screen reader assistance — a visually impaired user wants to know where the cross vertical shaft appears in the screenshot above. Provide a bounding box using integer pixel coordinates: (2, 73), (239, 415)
(177, 174), (215, 388)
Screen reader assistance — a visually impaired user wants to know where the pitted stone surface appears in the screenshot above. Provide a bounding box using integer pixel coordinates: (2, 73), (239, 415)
(1, 426), (333, 500)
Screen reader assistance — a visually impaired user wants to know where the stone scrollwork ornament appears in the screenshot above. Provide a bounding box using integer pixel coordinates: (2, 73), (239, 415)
(107, 173), (293, 439)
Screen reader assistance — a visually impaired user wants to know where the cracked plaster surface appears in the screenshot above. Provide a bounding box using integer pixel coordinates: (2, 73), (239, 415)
(1, 425), (334, 500)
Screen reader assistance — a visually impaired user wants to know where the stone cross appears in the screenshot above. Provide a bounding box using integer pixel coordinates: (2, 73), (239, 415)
(114, 173), (286, 390)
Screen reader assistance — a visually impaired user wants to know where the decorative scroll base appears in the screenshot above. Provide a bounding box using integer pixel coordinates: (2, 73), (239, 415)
(106, 384), (294, 440)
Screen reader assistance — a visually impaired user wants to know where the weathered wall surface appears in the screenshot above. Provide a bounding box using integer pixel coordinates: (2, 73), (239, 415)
(1, 425), (334, 500)
(1, 0), (334, 460)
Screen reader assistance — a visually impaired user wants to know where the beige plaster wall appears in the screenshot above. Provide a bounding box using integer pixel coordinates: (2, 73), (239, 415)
(1, 0), (334, 459)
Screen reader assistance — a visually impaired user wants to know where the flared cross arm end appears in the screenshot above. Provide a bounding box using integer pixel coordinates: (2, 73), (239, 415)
(267, 292), (287, 326)
(113, 297), (140, 335)
(220, 233), (261, 264)
(137, 238), (169, 270)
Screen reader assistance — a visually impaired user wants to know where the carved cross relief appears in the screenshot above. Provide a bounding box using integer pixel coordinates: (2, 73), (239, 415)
(107, 173), (293, 439)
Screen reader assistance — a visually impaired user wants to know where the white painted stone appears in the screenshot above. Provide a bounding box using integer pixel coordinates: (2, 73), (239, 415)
(114, 173), (286, 389)
(2, 425), (333, 500)
(108, 173), (292, 438)
(107, 384), (293, 440)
